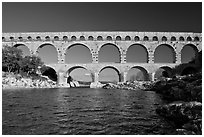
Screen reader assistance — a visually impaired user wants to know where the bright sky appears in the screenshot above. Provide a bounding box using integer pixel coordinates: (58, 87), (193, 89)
(3, 2), (201, 82)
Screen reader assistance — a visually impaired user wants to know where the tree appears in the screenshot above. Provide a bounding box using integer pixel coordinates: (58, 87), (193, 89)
(19, 55), (44, 76)
(2, 45), (23, 73)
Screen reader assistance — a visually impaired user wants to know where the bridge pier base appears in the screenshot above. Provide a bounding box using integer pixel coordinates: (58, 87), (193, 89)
(57, 71), (67, 86)
(149, 72), (155, 81)
(94, 72), (99, 83)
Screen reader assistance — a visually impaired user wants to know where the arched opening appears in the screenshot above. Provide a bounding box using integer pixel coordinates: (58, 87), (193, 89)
(63, 36), (68, 41)
(127, 66), (149, 81)
(181, 66), (197, 76)
(71, 36), (77, 41)
(171, 36), (176, 41)
(27, 36), (32, 41)
(99, 66), (120, 83)
(181, 44), (198, 63)
(13, 44), (30, 57)
(162, 36), (167, 41)
(155, 66), (173, 80)
(18, 37), (23, 41)
(98, 43), (120, 63)
(179, 36), (184, 41)
(126, 44), (148, 63)
(125, 36), (131, 41)
(2, 37), (5, 41)
(97, 36), (103, 41)
(65, 44), (92, 64)
(54, 36), (59, 41)
(88, 36), (94, 41)
(134, 36), (140, 41)
(41, 66), (57, 82)
(194, 37), (199, 41)
(143, 36), (149, 41)
(37, 44), (58, 64)
(106, 36), (112, 41)
(45, 36), (50, 41)
(36, 36), (41, 41)
(187, 36), (192, 41)
(152, 36), (158, 41)
(80, 36), (85, 41)
(10, 37), (14, 41)
(154, 44), (176, 63)
(67, 66), (92, 84)
(116, 36), (121, 41)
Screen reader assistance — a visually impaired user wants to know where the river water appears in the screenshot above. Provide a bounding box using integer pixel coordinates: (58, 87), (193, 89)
(2, 88), (173, 135)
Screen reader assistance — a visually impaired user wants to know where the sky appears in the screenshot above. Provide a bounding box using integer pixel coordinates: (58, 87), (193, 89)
(2, 2), (201, 82)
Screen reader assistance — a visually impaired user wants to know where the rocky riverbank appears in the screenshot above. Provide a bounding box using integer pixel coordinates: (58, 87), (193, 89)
(2, 73), (57, 89)
(151, 73), (202, 135)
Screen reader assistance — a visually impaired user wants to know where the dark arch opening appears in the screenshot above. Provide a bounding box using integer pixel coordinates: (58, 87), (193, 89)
(181, 66), (197, 76)
(194, 37), (199, 41)
(153, 36), (158, 41)
(179, 36), (184, 41)
(37, 44), (58, 64)
(54, 36), (59, 41)
(18, 37), (23, 41)
(27, 36), (32, 41)
(99, 66), (120, 83)
(181, 44), (198, 63)
(98, 43), (120, 63)
(13, 44), (30, 57)
(63, 36), (68, 41)
(162, 36), (167, 41)
(116, 36), (121, 41)
(155, 66), (173, 80)
(97, 36), (103, 41)
(126, 44), (148, 63)
(65, 44), (92, 64)
(125, 36), (131, 41)
(143, 36), (149, 41)
(187, 36), (192, 41)
(45, 36), (50, 41)
(154, 44), (176, 63)
(36, 36), (41, 41)
(134, 36), (140, 41)
(127, 66), (149, 81)
(10, 37), (14, 41)
(71, 36), (77, 41)
(2, 37), (5, 41)
(67, 66), (92, 83)
(41, 66), (57, 81)
(171, 36), (176, 41)
(88, 36), (94, 41)
(107, 36), (112, 41)
(80, 36), (85, 41)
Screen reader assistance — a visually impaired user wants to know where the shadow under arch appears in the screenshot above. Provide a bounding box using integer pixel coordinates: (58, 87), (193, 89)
(127, 66), (149, 81)
(98, 43), (121, 63)
(99, 66), (121, 83)
(154, 44), (176, 63)
(41, 65), (58, 82)
(181, 44), (199, 63)
(155, 66), (173, 80)
(65, 43), (92, 64)
(37, 43), (58, 64)
(66, 66), (93, 82)
(13, 43), (30, 57)
(126, 44), (149, 63)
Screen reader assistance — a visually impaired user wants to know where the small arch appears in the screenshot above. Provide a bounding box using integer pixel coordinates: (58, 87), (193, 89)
(10, 37), (14, 41)
(27, 36), (32, 41)
(63, 36), (68, 41)
(36, 36), (41, 41)
(194, 36), (199, 41)
(187, 36), (192, 41)
(179, 36), (185, 41)
(143, 36), (149, 41)
(80, 36), (85, 41)
(152, 36), (158, 41)
(106, 36), (112, 41)
(162, 36), (167, 41)
(134, 36), (140, 41)
(116, 36), (122, 41)
(88, 36), (94, 41)
(125, 36), (131, 41)
(97, 36), (103, 41)
(18, 37), (23, 41)
(99, 66), (121, 83)
(71, 36), (77, 41)
(2, 37), (5, 41)
(54, 36), (59, 41)
(171, 36), (176, 41)
(127, 66), (149, 81)
(45, 36), (50, 41)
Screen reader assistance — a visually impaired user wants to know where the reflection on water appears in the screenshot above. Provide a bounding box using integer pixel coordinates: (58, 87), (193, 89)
(3, 88), (168, 135)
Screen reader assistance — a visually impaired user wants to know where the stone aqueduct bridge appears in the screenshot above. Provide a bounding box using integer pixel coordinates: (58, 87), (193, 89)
(2, 32), (202, 85)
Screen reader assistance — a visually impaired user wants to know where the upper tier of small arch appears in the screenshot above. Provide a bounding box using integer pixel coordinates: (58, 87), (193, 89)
(2, 31), (202, 42)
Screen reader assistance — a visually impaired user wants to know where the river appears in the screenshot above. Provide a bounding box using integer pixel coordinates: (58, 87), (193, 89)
(2, 88), (173, 135)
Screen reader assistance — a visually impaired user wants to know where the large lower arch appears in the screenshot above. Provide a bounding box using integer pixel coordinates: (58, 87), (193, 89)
(37, 44), (58, 64)
(67, 66), (92, 82)
(99, 66), (120, 83)
(65, 43), (92, 64)
(181, 44), (198, 63)
(181, 66), (197, 76)
(13, 44), (30, 57)
(41, 66), (58, 82)
(155, 66), (173, 80)
(127, 66), (149, 81)
(154, 44), (176, 63)
(98, 43), (121, 63)
(126, 44), (148, 63)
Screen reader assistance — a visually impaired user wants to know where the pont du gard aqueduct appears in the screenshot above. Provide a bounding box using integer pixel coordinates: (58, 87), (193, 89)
(2, 31), (202, 85)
